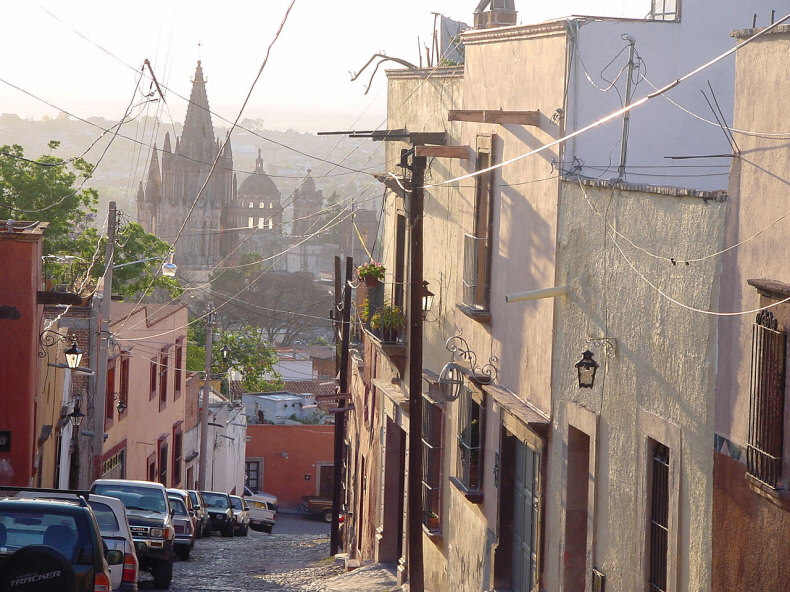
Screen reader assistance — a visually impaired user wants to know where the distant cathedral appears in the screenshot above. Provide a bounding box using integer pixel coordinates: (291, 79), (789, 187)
(137, 61), (349, 278)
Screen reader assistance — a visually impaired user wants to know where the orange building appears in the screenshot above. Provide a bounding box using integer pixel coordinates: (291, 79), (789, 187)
(245, 424), (334, 510)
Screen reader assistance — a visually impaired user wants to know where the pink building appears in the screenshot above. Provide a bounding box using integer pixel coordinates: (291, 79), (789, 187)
(101, 303), (188, 487)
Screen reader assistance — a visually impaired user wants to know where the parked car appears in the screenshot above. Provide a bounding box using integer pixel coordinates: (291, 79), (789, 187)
(166, 495), (195, 561)
(0, 489), (121, 592)
(243, 490), (277, 534)
(199, 491), (235, 537)
(186, 490), (211, 538)
(300, 495), (334, 522)
(166, 489), (197, 540)
(243, 485), (278, 511)
(92, 479), (175, 589)
(15, 490), (139, 591)
(228, 495), (250, 536)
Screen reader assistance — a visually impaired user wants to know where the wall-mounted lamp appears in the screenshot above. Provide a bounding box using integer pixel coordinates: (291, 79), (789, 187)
(436, 335), (499, 401)
(575, 350), (599, 389)
(64, 342), (84, 369)
(421, 281), (434, 320)
(438, 361), (464, 401)
(69, 404), (86, 428)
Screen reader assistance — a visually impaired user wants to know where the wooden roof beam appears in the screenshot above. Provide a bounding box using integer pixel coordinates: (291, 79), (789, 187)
(448, 109), (540, 126)
(414, 145), (471, 159)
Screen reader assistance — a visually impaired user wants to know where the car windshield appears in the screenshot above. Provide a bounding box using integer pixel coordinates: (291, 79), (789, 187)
(200, 493), (229, 509)
(230, 497), (243, 510)
(188, 491), (199, 506)
(168, 498), (188, 516)
(87, 501), (120, 532)
(0, 509), (87, 562)
(93, 485), (167, 513)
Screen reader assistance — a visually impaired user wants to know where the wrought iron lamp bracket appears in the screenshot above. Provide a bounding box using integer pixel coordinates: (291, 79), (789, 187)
(587, 336), (617, 358)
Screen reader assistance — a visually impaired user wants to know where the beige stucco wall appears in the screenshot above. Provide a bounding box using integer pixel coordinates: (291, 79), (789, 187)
(547, 180), (725, 592)
(715, 29), (790, 451)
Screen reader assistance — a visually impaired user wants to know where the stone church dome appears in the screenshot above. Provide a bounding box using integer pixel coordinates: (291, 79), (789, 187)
(239, 149), (280, 198)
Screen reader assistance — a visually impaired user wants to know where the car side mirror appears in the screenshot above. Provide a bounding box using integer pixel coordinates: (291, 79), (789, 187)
(170, 507), (175, 517)
(106, 549), (124, 565)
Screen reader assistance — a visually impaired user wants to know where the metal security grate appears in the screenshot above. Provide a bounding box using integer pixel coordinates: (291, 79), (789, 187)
(649, 442), (669, 592)
(462, 233), (489, 310)
(747, 310), (787, 488)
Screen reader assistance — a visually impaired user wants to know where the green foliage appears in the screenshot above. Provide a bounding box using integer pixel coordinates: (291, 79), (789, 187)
(0, 142), (180, 299)
(0, 142), (97, 256)
(369, 303), (404, 331)
(216, 328), (283, 393)
(356, 261), (385, 281)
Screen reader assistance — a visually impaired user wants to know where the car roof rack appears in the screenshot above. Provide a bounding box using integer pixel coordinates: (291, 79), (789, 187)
(0, 485), (92, 507)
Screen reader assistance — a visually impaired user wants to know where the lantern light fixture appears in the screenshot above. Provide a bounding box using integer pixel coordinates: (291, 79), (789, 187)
(438, 361), (464, 401)
(575, 350), (599, 389)
(64, 342), (84, 370)
(220, 345), (230, 360)
(421, 281), (435, 320)
(69, 404), (86, 428)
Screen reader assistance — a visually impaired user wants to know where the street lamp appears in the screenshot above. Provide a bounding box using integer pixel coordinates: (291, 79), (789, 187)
(575, 350), (599, 388)
(113, 251), (177, 277)
(438, 361), (464, 401)
(64, 342), (84, 369)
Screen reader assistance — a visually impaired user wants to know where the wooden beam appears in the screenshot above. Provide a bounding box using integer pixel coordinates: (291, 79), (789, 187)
(314, 393), (352, 401)
(448, 109), (540, 126)
(449, 110), (486, 122)
(415, 145), (471, 159)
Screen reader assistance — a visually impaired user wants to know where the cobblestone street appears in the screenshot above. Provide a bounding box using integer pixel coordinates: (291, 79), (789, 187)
(140, 516), (344, 592)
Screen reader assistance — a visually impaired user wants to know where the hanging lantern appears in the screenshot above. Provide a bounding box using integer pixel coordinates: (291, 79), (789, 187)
(64, 342), (84, 370)
(438, 361), (464, 401)
(575, 350), (599, 389)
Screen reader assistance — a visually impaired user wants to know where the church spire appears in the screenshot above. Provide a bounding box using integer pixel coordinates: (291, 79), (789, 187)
(179, 61), (215, 161)
(255, 148), (263, 173)
(145, 144), (162, 203)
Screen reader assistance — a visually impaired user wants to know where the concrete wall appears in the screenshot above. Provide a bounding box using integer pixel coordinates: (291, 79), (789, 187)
(712, 27), (790, 592)
(547, 180), (725, 592)
(245, 424), (334, 510)
(204, 401), (247, 495)
(569, 0), (777, 190)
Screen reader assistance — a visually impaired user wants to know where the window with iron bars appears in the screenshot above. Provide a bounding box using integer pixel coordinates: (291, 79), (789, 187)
(422, 397), (444, 531)
(461, 135), (494, 313)
(648, 440), (669, 592)
(456, 385), (484, 496)
(746, 310), (787, 488)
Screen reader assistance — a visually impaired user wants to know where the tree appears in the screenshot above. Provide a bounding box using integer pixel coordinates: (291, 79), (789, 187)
(185, 322), (283, 394)
(0, 141), (97, 256)
(210, 255), (332, 346)
(0, 142), (180, 299)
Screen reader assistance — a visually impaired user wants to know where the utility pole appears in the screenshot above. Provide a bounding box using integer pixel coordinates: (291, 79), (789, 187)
(198, 302), (214, 490)
(330, 257), (352, 555)
(87, 201), (116, 487)
(617, 35), (637, 181)
(406, 156), (426, 591)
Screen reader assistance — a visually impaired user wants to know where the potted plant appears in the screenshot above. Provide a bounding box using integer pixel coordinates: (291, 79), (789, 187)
(425, 511), (439, 531)
(357, 261), (386, 287)
(369, 303), (404, 343)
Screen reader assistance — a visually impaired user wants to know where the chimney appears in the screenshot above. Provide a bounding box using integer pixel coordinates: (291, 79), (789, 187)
(474, 0), (517, 29)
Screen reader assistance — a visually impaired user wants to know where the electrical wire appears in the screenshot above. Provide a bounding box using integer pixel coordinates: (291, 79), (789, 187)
(423, 12), (790, 190)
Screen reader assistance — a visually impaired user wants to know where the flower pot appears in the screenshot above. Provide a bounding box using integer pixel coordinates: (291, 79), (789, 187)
(363, 276), (380, 287)
(380, 328), (398, 343)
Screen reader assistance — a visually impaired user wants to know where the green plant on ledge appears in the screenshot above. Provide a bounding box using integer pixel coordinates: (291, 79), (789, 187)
(357, 261), (386, 281)
(359, 298), (371, 323)
(369, 303), (404, 342)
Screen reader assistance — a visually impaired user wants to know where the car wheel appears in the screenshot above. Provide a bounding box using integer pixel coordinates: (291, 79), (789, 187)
(322, 510), (333, 523)
(263, 524), (273, 534)
(203, 523), (212, 537)
(2, 546), (74, 592)
(240, 524), (248, 536)
(221, 522), (234, 537)
(177, 546), (191, 561)
(152, 560), (173, 589)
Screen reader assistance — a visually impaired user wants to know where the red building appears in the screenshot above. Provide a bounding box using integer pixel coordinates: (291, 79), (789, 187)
(245, 424), (334, 510)
(0, 221), (47, 486)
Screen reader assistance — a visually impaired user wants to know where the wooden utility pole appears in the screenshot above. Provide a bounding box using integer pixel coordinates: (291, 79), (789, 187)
(330, 256), (353, 555)
(198, 302), (214, 490)
(88, 201), (116, 487)
(406, 156), (426, 591)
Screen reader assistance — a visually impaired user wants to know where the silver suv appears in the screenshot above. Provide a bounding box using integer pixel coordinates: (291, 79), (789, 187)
(92, 479), (174, 589)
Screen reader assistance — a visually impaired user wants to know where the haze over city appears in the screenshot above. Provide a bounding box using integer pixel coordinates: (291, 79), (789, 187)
(2, 1), (641, 132)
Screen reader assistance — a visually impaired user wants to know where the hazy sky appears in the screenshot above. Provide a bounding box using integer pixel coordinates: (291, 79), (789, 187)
(1, 1), (644, 133)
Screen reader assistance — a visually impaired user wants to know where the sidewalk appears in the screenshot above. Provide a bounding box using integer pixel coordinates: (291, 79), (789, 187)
(306, 562), (401, 592)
